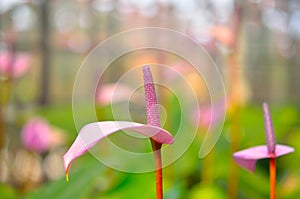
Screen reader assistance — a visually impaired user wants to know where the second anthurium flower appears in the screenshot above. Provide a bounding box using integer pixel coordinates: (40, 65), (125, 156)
(233, 102), (294, 199)
(63, 65), (174, 199)
(233, 103), (294, 172)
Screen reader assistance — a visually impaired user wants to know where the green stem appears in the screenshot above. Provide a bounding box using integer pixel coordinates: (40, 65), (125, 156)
(0, 104), (6, 150)
(0, 78), (11, 181)
(227, 104), (241, 199)
(201, 147), (215, 184)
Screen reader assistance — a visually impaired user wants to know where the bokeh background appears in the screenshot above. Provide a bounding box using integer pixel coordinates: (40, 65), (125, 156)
(1, 0), (300, 198)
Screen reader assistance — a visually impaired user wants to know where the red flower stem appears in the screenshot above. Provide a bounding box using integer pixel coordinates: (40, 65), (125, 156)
(270, 157), (276, 199)
(151, 140), (163, 199)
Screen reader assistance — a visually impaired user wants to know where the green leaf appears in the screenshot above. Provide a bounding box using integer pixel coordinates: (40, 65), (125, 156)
(188, 184), (226, 199)
(23, 156), (103, 199)
(0, 183), (17, 199)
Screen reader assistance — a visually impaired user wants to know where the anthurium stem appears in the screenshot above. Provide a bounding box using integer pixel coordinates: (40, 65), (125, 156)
(151, 141), (163, 199)
(270, 157), (276, 199)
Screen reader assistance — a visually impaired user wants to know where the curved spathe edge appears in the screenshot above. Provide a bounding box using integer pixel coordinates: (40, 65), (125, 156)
(63, 121), (174, 181)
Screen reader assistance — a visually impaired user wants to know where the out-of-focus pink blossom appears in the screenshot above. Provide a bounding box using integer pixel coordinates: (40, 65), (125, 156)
(0, 51), (31, 78)
(21, 118), (64, 153)
(192, 99), (226, 130)
(21, 118), (51, 153)
(211, 25), (235, 48)
(96, 83), (132, 105)
(162, 62), (194, 81)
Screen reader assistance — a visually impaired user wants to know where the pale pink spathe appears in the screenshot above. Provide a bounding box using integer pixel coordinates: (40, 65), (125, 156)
(233, 144), (294, 172)
(63, 121), (174, 174)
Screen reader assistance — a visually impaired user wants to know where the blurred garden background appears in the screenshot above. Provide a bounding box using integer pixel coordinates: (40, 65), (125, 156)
(1, 0), (300, 198)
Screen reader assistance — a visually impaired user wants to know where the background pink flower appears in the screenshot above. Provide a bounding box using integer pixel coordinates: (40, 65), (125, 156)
(21, 118), (53, 153)
(96, 83), (132, 105)
(192, 99), (226, 130)
(0, 51), (31, 78)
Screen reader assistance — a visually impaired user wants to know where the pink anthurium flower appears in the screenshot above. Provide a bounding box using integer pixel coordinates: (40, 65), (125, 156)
(63, 65), (174, 198)
(233, 102), (294, 199)
(63, 122), (173, 178)
(0, 51), (31, 78)
(233, 103), (294, 172)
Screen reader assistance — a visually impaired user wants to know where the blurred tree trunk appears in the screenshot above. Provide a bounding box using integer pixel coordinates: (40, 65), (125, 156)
(289, 41), (300, 103)
(39, 0), (51, 105)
